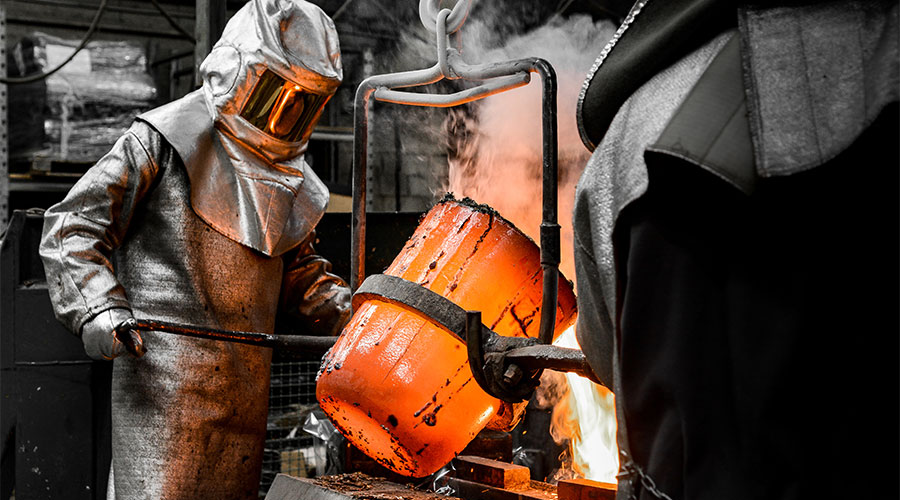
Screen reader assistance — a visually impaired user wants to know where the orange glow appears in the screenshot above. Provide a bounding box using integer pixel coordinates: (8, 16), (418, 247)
(551, 325), (618, 482)
(266, 83), (306, 137)
(317, 199), (577, 477)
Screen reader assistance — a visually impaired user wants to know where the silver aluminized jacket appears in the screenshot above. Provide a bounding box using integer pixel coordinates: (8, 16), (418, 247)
(39, 0), (349, 498)
(40, 119), (350, 499)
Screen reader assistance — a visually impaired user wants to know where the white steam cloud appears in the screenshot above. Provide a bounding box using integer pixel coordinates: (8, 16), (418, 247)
(445, 13), (615, 281)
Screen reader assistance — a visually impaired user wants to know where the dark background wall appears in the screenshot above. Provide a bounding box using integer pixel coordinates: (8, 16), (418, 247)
(2, 0), (620, 224)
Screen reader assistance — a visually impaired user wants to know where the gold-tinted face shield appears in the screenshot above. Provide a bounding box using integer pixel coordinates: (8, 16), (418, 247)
(240, 69), (332, 143)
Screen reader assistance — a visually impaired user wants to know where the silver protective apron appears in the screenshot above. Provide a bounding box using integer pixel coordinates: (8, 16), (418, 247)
(41, 120), (283, 499)
(39, 0), (348, 496)
(40, 111), (350, 498)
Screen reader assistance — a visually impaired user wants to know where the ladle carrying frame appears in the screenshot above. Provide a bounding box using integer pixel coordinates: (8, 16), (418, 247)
(351, 0), (559, 327)
(350, 0), (600, 400)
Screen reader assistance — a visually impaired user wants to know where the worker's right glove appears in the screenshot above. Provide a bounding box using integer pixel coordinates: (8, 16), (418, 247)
(80, 308), (146, 360)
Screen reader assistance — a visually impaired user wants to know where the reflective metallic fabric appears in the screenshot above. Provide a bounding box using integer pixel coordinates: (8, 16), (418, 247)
(39, 1), (350, 497)
(140, 90), (331, 258)
(141, 0), (343, 257)
(40, 121), (350, 499)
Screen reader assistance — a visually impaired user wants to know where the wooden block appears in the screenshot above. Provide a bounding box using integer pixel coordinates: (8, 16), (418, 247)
(556, 478), (617, 500)
(453, 455), (531, 490)
(460, 429), (513, 462)
(447, 477), (556, 500)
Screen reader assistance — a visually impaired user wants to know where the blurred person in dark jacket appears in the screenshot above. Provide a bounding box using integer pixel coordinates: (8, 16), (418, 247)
(573, 1), (898, 499)
(39, 0), (350, 498)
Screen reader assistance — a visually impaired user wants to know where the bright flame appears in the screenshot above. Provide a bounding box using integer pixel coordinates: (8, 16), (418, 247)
(552, 325), (618, 482)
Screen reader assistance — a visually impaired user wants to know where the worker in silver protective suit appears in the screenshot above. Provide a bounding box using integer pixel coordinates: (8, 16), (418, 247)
(39, 0), (350, 498)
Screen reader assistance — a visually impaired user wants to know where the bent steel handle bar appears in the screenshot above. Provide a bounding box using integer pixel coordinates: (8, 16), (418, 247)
(351, 52), (559, 347)
(351, 0), (565, 401)
(503, 345), (602, 386)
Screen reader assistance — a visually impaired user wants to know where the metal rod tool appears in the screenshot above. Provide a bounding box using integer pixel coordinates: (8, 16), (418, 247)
(124, 318), (339, 353)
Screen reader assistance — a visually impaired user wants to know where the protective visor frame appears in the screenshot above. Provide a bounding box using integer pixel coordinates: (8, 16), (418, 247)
(240, 69), (332, 143)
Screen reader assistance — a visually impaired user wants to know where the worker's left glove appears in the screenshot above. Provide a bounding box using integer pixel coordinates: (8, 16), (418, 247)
(80, 308), (146, 360)
(280, 231), (352, 336)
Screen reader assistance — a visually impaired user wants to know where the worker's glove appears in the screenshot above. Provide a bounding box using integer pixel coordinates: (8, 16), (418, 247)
(280, 231), (353, 337)
(80, 308), (146, 360)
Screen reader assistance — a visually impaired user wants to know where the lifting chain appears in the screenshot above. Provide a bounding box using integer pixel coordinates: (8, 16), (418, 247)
(577, 0), (649, 148)
(418, 0), (472, 78)
(584, 0), (647, 79)
(617, 450), (674, 500)
(418, 0), (470, 34)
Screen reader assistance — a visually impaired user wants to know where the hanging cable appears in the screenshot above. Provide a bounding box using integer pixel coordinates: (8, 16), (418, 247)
(0, 0), (109, 85)
(331, 0), (356, 20)
(149, 0), (197, 44)
(555, 0), (577, 16)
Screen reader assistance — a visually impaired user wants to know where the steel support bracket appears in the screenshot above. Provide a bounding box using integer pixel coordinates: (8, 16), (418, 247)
(353, 274), (603, 401)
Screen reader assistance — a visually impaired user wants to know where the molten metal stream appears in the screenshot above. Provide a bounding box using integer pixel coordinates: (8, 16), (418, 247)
(317, 198), (576, 477)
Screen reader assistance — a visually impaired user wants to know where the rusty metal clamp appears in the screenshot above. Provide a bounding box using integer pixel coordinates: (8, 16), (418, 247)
(464, 311), (602, 403)
(352, 0), (560, 340)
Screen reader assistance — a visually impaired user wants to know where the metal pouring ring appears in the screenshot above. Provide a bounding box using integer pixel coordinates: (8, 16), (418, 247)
(352, 273), (476, 343)
(354, 275), (557, 402)
(418, 0), (469, 34)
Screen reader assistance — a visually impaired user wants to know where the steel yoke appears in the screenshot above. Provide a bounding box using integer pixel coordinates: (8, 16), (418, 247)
(350, 0), (601, 402)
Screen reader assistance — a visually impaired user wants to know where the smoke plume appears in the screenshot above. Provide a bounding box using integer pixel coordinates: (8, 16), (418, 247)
(444, 12), (615, 281)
